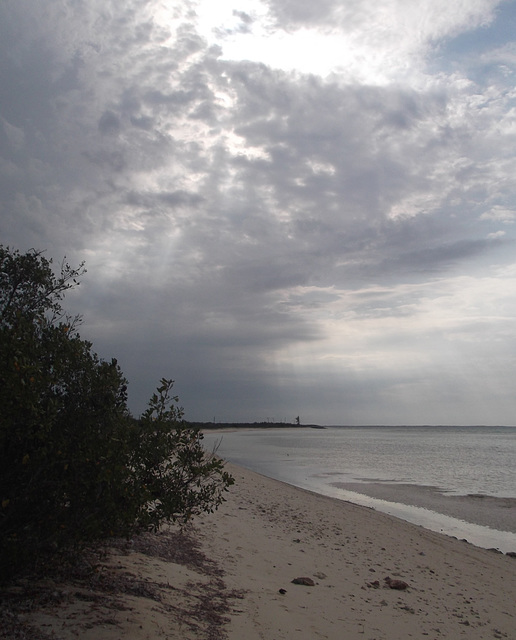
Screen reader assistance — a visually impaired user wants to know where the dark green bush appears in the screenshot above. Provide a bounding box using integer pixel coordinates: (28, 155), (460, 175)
(0, 246), (233, 580)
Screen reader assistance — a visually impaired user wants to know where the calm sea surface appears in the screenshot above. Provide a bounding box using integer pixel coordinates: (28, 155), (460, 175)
(202, 426), (516, 552)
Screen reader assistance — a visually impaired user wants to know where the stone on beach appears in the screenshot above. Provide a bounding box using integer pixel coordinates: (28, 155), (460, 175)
(291, 577), (316, 586)
(384, 576), (409, 590)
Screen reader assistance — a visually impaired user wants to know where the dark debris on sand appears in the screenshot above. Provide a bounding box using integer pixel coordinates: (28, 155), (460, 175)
(0, 527), (244, 640)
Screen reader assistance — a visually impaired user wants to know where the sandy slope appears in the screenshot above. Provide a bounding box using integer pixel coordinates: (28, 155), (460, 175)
(7, 461), (516, 640)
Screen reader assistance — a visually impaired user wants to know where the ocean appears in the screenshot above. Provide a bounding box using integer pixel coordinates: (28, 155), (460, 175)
(202, 426), (516, 553)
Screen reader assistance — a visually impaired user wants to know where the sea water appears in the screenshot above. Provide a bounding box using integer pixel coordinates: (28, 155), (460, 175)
(202, 426), (516, 553)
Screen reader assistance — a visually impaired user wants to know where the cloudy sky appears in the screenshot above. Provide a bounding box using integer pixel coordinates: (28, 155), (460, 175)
(2, 0), (516, 425)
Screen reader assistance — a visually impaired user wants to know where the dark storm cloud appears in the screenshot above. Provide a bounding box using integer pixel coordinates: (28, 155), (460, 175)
(214, 61), (504, 287)
(98, 111), (121, 135)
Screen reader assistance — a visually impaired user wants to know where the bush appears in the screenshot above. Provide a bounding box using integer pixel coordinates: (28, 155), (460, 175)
(0, 246), (233, 579)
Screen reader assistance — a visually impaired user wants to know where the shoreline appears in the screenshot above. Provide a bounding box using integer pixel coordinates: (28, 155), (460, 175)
(216, 463), (516, 554)
(332, 482), (516, 533)
(205, 457), (516, 553)
(202, 429), (516, 552)
(12, 460), (516, 639)
(330, 481), (516, 551)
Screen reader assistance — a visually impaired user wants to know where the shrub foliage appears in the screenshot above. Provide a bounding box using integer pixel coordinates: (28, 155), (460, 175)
(0, 246), (233, 579)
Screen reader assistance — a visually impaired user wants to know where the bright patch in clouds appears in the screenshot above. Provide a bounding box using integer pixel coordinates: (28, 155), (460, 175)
(195, 0), (356, 78)
(194, 0), (501, 84)
(481, 205), (516, 223)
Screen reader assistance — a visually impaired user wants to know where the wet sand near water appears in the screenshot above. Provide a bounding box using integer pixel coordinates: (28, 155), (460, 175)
(333, 482), (516, 533)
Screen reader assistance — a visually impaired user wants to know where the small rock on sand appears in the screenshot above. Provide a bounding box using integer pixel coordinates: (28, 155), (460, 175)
(384, 576), (409, 590)
(292, 577), (316, 586)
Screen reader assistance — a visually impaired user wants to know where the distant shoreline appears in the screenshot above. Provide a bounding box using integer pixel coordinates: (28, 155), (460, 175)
(191, 421), (324, 430)
(193, 422), (516, 429)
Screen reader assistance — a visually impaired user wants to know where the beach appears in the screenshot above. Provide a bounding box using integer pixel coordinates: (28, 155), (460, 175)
(202, 425), (516, 553)
(9, 461), (516, 639)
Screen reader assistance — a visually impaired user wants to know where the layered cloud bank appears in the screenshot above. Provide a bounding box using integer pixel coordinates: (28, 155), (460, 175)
(1, 0), (516, 424)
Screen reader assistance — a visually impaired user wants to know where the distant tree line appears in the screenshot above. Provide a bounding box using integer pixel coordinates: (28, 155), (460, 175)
(190, 421), (301, 430)
(0, 246), (233, 581)
(191, 421), (322, 430)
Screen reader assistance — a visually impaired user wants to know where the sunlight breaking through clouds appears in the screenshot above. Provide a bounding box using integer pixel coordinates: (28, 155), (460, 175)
(195, 0), (502, 84)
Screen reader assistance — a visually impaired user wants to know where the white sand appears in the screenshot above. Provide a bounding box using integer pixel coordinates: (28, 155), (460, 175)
(18, 461), (516, 639)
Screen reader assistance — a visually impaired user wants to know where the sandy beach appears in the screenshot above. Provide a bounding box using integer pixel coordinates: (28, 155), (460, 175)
(5, 461), (516, 639)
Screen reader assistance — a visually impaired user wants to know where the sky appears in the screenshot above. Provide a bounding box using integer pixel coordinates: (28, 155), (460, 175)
(1, 0), (516, 425)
